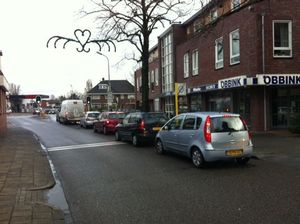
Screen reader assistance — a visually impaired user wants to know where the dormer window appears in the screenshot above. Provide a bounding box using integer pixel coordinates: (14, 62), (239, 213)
(231, 0), (241, 10)
(210, 9), (218, 21)
(193, 20), (203, 33)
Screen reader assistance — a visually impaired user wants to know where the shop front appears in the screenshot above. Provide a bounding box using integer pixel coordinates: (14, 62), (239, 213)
(255, 74), (300, 129)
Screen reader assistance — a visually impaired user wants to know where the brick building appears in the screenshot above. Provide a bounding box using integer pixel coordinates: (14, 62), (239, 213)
(0, 51), (9, 135)
(135, 0), (300, 131)
(88, 79), (135, 111)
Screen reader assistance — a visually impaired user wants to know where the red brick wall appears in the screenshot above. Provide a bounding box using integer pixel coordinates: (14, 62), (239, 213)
(176, 1), (264, 87)
(0, 88), (7, 135)
(175, 0), (300, 87)
(263, 0), (300, 73)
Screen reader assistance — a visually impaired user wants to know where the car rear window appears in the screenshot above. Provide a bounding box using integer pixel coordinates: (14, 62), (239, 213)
(108, 113), (126, 119)
(88, 113), (100, 118)
(143, 113), (168, 124)
(211, 116), (246, 133)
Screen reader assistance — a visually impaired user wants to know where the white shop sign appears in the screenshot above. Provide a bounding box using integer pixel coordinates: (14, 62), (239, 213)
(257, 74), (300, 85)
(218, 76), (247, 89)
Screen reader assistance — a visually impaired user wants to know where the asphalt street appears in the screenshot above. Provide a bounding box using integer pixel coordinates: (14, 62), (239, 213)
(8, 114), (300, 224)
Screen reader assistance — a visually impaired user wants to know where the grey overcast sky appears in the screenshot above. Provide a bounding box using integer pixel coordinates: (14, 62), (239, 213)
(0, 0), (207, 98)
(0, 0), (139, 97)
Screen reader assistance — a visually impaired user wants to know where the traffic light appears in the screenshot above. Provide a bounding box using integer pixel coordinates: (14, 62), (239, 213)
(36, 95), (41, 103)
(87, 96), (91, 104)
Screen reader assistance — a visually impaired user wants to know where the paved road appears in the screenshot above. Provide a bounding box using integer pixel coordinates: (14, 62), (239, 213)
(8, 114), (300, 224)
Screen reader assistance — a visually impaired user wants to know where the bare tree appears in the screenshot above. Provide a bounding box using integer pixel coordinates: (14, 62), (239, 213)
(84, 79), (93, 97)
(9, 83), (21, 95)
(81, 0), (204, 112)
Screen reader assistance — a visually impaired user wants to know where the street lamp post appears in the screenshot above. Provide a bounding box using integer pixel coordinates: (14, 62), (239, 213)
(97, 52), (111, 111)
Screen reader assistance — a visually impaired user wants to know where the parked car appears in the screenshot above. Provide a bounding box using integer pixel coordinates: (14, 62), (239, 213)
(80, 111), (101, 128)
(155, 112), (253, 168)
(58, 100), (84, 124)
(94, 111), (126, 134)
(32, 107), (41, 115)
(115, 112), (169, 146)
(55, 107), (61, 122)
(48, 108), (56, 114)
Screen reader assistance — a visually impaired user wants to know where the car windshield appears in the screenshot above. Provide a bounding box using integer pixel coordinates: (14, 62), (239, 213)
(211, 116), (246, 133)
(143, 113), (169, 124)
(108, 113), (125, 119)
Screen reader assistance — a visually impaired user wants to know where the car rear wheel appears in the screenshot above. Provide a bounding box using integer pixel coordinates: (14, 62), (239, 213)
(103, 126), (108, 135)
(236, 157), (250, 165)
(191, 148), (205, 168)
(115, 131), (121, 141)
(155, 139), (165, 154)
(132, 134), (139, 147)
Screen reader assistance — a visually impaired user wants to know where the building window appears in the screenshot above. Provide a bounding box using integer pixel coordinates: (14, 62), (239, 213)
(183, 53), (189, 78)
(210, 9), (218, 22)
(273, 20), (292, 58)
(128, 94), (135, 100)
(215, 37), (224, 69)
(193, 19), (203, 33)
(120, 94), (124, 99)
(230, 29), (240, 65)
(92, 95), (100, 100)
(154, 98), (160, 112)
(139, 76), (142, 90)
(136, 77), (139, 92)
(161, 33), (174, 93)
(155, 68), (159, 86)
(192, 50), (199, 76)
(231, 0), (241, 10)
(151, 70), (155, 84)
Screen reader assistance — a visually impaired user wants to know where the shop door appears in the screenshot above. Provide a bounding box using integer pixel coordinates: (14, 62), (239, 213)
(271, 88), (300, 128)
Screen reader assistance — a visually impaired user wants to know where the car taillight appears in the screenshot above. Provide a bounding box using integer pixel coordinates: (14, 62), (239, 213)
(204, 116), (212, 143)
(240, 116), (251, 140)
(139, 119), (145, 130)
(106, 120), (110, 124)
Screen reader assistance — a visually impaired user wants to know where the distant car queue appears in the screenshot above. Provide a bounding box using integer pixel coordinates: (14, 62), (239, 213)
(47, 100), (254, 168)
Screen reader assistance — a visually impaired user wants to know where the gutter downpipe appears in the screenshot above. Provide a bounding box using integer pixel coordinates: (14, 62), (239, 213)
(262, 13), (267, 131)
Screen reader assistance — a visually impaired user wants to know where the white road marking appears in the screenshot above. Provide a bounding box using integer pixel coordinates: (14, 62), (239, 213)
(47, 141), (126, 152)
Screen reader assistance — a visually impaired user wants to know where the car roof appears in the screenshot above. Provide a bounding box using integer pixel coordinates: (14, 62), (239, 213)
(178, 112), (240, 117)
(86, 111), (100, 113)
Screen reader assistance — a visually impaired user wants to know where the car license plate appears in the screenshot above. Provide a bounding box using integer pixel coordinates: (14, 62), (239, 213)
(226, 149), (243, 156)
(152, 127), (161, 131)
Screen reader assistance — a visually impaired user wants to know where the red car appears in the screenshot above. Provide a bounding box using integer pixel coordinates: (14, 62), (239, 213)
(94, 111), (126, 135)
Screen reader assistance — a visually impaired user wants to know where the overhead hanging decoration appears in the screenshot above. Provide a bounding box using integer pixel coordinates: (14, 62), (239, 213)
(46, 29), (116, 53)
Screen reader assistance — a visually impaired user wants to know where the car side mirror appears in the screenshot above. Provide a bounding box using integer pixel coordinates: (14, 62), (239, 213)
(163, 125), (170, 131)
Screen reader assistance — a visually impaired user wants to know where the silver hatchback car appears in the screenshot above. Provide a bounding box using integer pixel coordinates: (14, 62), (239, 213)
(155, 112), (253, 168)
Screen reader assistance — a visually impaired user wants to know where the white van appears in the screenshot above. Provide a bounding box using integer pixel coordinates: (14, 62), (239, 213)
(58, 100), (84, 124)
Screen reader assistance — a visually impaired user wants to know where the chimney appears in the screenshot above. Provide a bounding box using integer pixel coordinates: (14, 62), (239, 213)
(102, 77), (105, 81)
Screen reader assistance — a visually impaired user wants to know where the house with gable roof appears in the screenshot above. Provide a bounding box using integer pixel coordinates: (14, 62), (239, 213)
(88, 78), (136, 111)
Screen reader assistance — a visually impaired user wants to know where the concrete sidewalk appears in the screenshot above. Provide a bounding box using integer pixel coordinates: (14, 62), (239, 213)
(252, 130), (300, 159)
(0, 127), (65, 224)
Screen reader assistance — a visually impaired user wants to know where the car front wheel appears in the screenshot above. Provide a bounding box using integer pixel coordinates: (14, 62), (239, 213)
(155, 139), (165, 154)
(191, 148), (205, 168)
